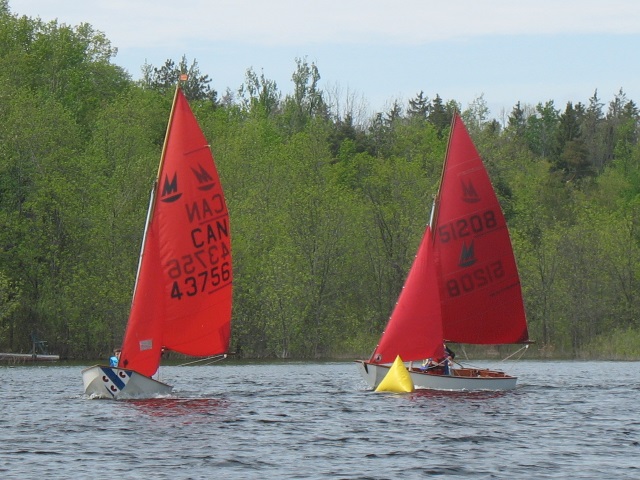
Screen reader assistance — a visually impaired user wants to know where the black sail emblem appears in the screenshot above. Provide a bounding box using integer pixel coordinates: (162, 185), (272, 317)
(192, 164), (216, 191)
(160, 173), (182, 203)
(461, 179), (480, 203)
(459, 240), (477, 268)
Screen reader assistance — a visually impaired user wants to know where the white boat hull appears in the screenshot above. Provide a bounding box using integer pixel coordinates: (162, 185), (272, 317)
(356, 360), (517, 391)
(82, 365), (173, 399)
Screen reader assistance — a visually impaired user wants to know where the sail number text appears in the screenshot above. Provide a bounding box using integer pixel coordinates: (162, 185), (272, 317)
(166, 218), (231, 300)
(446, 260), (504, 297)
(167, 248), (231, 300)
(438, 210), (497, 243)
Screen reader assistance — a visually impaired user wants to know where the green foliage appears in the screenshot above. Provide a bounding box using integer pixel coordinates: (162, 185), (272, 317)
(280, 57), (326, 134)
(140, 55), (217, 104)
(0, 269), (20, 350)
(0, 11), (129, 132)
(237, 67), (280, 117)
(3, 7), (640, 360)
(583, 327), (640, 359)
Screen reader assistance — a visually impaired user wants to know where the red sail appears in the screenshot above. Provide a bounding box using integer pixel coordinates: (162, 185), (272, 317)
(370, 226), (445, 364)
(119, 89), (232, 377)
(433, 114), (528, 344)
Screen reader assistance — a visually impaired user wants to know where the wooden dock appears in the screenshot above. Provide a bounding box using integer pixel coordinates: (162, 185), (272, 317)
(0, 352), (60, 363)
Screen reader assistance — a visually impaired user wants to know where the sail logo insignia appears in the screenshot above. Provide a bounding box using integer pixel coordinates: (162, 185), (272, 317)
(461, 179), (480, 203)
(459, 240), (477, 268)
(161, 173), (182, 203)
(192, 164), (216, 191)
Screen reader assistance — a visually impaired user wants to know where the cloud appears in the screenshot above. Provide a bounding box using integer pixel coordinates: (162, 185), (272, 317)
(11, 0), (640, 115)
(12, 0), (640, 49)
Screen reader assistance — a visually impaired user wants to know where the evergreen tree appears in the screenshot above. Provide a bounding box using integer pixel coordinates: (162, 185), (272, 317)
(407, 91), (429, 119)
(507, 101), (527, 139)
(554, 102), (589, 178)
(141, 55), (217, 104)
(526, 101), (559, 158)
(427, 94), (451, 135)
(582, 89), (606, 172)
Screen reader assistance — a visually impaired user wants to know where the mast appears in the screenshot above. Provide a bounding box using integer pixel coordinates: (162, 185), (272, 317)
(127, 75), (186, 311)
(150, 77), (186, 219)
(429, 112), (458, 238)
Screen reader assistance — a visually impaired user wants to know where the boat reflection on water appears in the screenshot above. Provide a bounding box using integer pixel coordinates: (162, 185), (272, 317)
(407, 389), (510, 402)
(127, 397), (231, 419)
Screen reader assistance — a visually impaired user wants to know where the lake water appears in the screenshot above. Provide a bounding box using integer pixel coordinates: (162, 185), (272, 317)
(1, 360), (639, 479)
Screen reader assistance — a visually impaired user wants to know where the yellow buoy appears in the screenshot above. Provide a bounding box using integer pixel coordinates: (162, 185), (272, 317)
(375, 355), (415, 393)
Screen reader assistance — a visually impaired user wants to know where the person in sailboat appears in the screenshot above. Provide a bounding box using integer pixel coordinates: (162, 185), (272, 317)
(419, 344), (456, 374)
(419, 357), (443, 373)
(109, 348), (121, 368)
(442, 344), (455, 375)
(444, 344), (455, 361)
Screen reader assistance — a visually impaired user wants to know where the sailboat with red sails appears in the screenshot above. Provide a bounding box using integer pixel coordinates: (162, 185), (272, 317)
(83, 80), (232, 399)
(357, 114), (529, 391)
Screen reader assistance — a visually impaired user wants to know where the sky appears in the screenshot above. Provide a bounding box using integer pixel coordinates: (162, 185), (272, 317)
(8, 0), (640, 119)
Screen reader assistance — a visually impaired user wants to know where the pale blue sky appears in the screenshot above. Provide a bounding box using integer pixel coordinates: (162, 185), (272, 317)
(9, 0), (640, 119)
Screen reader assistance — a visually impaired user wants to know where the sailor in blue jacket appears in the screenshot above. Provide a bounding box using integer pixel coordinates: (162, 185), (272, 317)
(109, 348), (121, 367)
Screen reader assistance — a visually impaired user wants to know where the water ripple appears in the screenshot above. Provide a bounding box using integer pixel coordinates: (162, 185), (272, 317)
(2, 361), (640, 479)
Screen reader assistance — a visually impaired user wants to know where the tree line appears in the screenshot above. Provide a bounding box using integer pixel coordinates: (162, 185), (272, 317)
(2, 2), (640, 360)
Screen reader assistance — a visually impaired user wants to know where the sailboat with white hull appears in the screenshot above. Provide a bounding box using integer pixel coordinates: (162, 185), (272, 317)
(357, 114), (529, 392)
(83, 81), (232, 399)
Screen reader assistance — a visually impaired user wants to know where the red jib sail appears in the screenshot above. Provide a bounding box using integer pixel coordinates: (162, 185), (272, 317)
(119, 88), (232, 377)
(370, 226), (445, 364)
(433, 114), (528, 344)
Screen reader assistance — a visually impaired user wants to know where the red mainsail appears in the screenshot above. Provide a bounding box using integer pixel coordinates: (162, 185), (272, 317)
(433, 114), (528, 344)
(119, 88), (232, 377)
(370, 226), (445, 364)
(369, 114), (528, 366)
